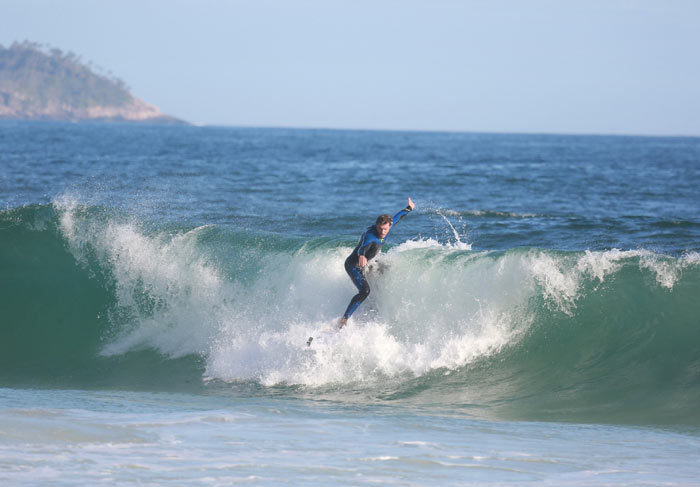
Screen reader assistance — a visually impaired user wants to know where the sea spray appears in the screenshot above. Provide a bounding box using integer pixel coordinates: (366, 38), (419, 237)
(55, 196), (225, 358)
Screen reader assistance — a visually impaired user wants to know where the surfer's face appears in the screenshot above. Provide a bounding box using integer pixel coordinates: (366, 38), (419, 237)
(376, 222), (391, 239)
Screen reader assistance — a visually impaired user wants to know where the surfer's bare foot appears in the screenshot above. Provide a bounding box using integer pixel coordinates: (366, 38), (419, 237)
(337, 317), (348, 329)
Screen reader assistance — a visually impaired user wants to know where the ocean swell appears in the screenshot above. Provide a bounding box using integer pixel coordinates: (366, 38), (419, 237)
(2, 201), (699, 423)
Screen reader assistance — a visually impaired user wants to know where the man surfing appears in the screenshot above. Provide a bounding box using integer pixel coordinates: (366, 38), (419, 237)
(338, 197), (415, 329)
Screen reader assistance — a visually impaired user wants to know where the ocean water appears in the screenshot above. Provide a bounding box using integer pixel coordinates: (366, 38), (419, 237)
(1, 121), (700, 485)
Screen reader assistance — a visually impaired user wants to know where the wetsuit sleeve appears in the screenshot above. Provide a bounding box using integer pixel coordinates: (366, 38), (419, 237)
(392, 205), (413, 226)
(359, 241), (379, 258)
(355, 232), (367, 256)
(355, 229), (375, 257)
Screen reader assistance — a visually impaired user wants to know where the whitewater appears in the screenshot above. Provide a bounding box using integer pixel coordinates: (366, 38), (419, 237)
(2, 122), (700, 485)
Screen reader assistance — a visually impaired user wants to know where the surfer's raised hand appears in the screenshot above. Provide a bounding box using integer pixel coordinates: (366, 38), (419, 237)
(408, 197), (415, 210)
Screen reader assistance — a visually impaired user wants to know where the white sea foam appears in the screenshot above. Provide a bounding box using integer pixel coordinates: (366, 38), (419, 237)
(207, 241), (532, 386)
(56, 195), (226, 358)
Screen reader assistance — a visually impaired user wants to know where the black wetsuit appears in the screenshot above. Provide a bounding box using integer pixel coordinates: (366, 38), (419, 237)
(342, 206), (412, 319)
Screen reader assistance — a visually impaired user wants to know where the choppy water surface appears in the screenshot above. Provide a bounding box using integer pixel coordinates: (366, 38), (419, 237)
(2, 121), (700, 485)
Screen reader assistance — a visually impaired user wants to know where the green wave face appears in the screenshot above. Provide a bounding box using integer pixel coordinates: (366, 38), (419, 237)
(2, 203), (700, 424)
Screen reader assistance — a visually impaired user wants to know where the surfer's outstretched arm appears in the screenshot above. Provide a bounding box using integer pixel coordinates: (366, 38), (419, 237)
(392, 197), (415, 225)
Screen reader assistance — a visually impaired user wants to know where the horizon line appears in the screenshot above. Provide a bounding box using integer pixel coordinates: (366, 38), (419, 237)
(2, 118), (699, 139)
(192, 121), (700, 140)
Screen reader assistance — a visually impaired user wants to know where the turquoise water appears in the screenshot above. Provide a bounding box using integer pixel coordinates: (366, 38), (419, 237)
(2, 121), (700, 485)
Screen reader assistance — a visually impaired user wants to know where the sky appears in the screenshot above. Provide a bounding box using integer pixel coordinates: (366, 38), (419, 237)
(2, 0), (700, 136)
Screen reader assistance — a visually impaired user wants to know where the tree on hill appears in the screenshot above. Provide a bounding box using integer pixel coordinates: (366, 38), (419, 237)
(0, 41), (183, 123)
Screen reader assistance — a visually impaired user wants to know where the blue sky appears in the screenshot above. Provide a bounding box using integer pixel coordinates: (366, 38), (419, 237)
(2, 0), (700, 135)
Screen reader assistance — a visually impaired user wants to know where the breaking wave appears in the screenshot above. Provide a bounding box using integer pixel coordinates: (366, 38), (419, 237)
(2, 200), (699, 424)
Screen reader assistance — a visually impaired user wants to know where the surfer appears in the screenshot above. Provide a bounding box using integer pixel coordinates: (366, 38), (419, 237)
(338, 197), (415, 329)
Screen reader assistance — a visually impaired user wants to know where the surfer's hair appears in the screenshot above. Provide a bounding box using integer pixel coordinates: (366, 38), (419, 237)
(376, 214), (392, 226)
